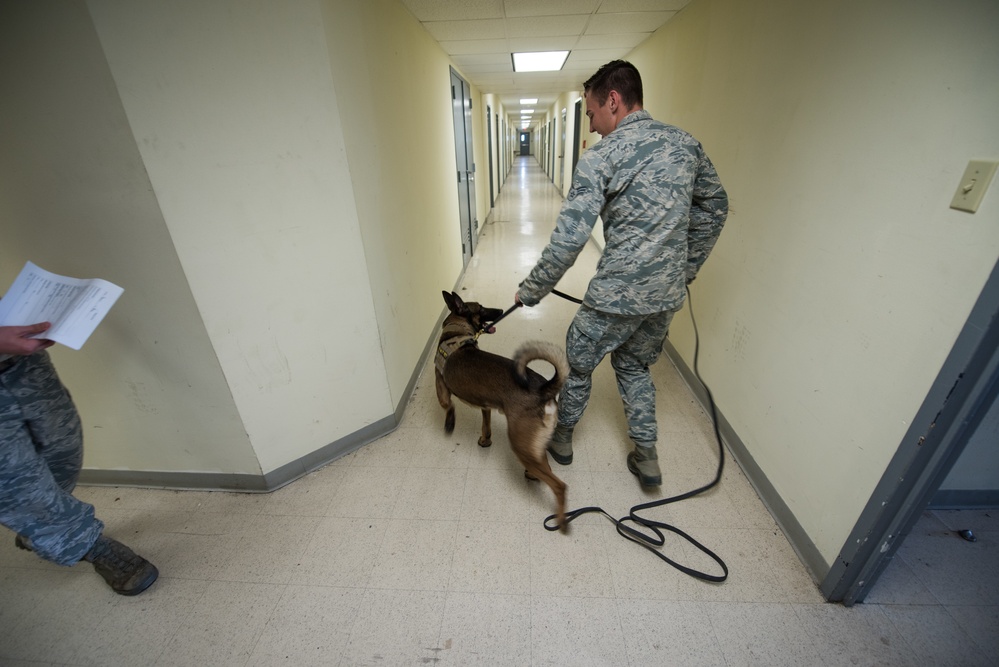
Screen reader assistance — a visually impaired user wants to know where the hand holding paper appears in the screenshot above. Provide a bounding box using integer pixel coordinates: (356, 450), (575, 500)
(0, 322), (55, 355)
(0, 262), (123, 350)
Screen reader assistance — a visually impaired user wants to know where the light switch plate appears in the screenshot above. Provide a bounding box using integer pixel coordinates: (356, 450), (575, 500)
(950, 160), (998, 213)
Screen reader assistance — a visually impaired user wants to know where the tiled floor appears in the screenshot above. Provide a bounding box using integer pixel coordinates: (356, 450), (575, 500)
(1, 156), (996, 666)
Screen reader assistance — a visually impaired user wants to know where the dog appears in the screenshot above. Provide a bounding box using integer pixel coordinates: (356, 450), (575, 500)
(435, 290), (570, 530)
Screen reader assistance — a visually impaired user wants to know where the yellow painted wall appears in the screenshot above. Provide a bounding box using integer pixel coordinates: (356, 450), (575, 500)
(0, 1), (260, 476)
(1, 0), (493, 480)
(321, 0), (467, 410)
(629, 0), (999, 565)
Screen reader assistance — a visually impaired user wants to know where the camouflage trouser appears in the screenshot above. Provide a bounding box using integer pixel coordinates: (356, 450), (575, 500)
(0, 352), (103, 566)
(559, 305), (675, 445)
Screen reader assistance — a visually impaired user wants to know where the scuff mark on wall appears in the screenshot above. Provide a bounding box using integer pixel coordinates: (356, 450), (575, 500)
(238, 335), (292, 391)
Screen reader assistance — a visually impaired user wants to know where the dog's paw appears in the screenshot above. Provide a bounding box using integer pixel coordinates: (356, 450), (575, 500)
(477, 437), (492, 447)
(444, 410), (455, 433)
(524, 469), (538, 481)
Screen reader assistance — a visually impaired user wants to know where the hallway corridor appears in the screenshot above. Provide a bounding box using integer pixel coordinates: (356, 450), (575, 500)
(0, 156), (993, 666)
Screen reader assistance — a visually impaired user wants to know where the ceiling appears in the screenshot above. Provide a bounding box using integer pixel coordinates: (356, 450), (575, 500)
(397, 0), (691, 128)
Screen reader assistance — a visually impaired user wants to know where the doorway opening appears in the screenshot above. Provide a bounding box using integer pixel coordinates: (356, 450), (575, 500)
(823, 258), (999, 605)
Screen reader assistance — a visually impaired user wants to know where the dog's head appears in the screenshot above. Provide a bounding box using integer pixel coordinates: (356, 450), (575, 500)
(441, 291), (503, 335)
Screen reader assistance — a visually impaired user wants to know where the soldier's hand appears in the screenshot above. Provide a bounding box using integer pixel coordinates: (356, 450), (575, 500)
(0, 323), (55, 356)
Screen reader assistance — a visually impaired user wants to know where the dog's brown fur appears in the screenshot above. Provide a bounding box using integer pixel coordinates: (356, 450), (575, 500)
(435, 291), (570, 529)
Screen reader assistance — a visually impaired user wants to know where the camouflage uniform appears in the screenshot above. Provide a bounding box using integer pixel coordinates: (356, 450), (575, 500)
(0, 351), (103, 566)
(518, 110), (727, 445)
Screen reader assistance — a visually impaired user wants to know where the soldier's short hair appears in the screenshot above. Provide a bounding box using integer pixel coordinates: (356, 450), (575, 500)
(583, 60), (644, 108)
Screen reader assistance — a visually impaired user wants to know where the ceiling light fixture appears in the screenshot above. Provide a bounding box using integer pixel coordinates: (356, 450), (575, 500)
(511, 51), (569, 73)
(520, 98), (538, 105)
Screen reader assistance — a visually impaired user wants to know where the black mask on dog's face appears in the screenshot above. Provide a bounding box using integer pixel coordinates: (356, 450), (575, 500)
(468, 302), (503, 334)
(442, 291), (503, 334)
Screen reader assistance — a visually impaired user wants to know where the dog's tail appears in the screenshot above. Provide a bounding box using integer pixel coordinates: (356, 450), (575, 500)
(513, 340), (569, 402)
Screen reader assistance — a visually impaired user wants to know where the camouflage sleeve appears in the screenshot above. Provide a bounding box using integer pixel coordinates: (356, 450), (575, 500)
(686, 148), (728, 283)
(517, 151), (608, 306)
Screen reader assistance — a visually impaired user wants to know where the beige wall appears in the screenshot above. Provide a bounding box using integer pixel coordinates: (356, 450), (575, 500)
(320, 0), (466, 409)
(5, 0), (994, 572)
(535, 89), (584, 200)
(555, 91), (584, 199)
(85, 0), (392, 475)
(0, 0), (495, 483)
(0, 1), (260, 476)
(481, 94), (510, 211)
(629, 0), (999, 565)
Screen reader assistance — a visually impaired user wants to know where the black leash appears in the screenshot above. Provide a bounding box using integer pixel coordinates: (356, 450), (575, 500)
(539, 286), (729, 583)
(551, 288), (583, 304)
(479, 302), (522, 333)
(477, 288), (581, 335)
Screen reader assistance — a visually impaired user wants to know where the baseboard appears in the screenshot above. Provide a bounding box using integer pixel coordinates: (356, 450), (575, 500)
(78, 410), (401, 493)
(77, 468), (273, 492)
(662, 338), (831, 584)
(928, 489), (999, 509)
(79, 310), (449, 494)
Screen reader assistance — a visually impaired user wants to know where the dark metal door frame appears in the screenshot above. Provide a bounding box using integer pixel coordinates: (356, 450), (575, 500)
(572, 99), (582, 175)
(487, 105), (494, 208)
(822, 257), (999, 604)
(558, 107), (567, 193)
(449, 67), (476, 265)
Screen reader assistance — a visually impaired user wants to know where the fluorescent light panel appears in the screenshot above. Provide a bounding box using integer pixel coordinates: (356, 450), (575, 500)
(520, 98), (538, 104)
(512, 51), (569, 73)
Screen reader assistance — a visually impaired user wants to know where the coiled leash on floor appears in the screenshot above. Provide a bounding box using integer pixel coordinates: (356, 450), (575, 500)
(530, 286), (729, 583)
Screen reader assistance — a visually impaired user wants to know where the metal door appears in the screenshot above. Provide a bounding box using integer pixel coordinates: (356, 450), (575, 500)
(558, 107), (567, 193)
(572, 99), (582, 175)
(487, 106), (494, 208)
(450, 68), (476, 264)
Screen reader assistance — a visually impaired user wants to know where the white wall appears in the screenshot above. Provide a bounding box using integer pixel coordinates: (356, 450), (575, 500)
(629, 0), (999, 566)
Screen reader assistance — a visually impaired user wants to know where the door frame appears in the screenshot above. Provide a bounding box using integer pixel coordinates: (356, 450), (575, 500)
(822, 258), (999, 604)
(487, 105), (494, 209)
(571, 99), (582, 176)
(558, 107), (567, 194)
(449, 67), (476, 265)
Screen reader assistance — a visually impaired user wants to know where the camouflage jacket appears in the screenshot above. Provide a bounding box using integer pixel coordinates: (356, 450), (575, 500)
(518, 110), (728, 315)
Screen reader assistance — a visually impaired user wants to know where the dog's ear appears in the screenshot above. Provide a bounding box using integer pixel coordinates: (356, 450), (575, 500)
(444, 291), (468, 315)
(442, 290), (463, 314)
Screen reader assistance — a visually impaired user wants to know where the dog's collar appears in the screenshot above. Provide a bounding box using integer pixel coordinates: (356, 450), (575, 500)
(440, 322), (476, 338)
(435, 331), (478, 374)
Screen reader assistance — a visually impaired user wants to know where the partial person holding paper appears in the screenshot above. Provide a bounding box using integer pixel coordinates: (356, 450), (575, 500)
(0, 261), (159, 595)
(0, 321), (54, 356)
(0, 261), (123, 350)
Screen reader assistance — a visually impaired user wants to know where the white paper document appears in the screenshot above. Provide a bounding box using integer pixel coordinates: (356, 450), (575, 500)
(0, 261), (123, 350)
